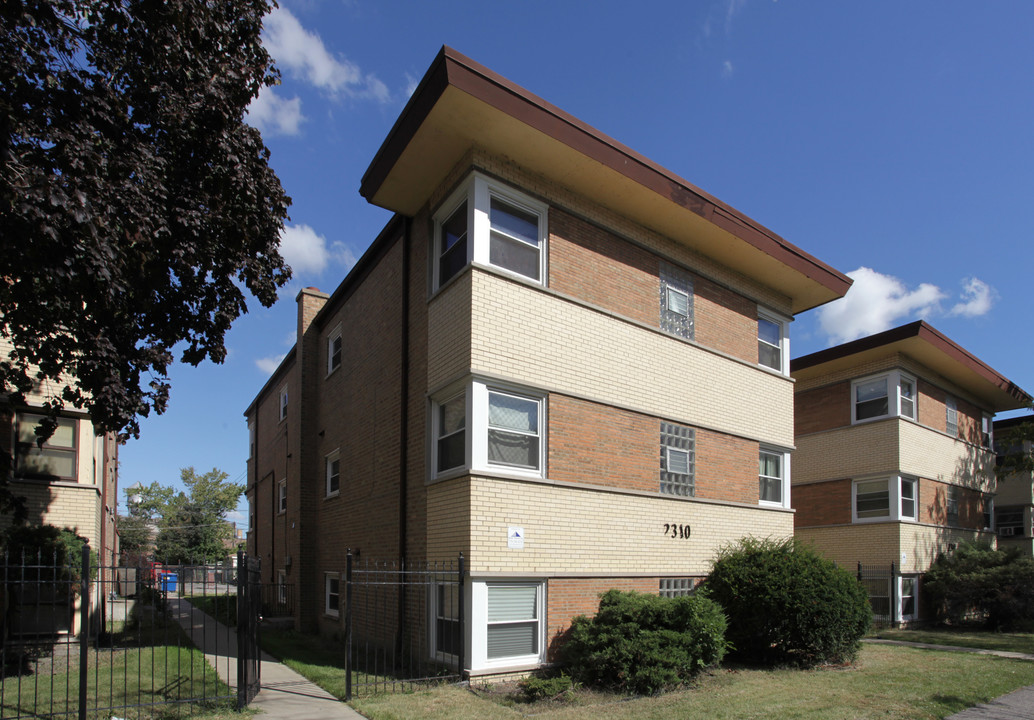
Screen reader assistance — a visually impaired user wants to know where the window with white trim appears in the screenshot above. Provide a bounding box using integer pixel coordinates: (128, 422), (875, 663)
(981, 413), (993, 449)
(659, 262), (693, 339)
(279, 385), (288, 422)
(853, 476), (918, 523)
(900, 477), (917, 521)
(432, 583), (462, 658)
(433, 174), (547, 289)
(757, 311), (789, 375)
(945, 396), (958, 437)
(983, 496), (993, 530)
(277, 570), (287, 605)
(327, 329), (342, 375)
(851, 371), (916, 423)
(325, 450), (340, 497)
(278, 480), (287, 514)
(485, 583), (542, 663)
(899, 576), (918, 622)
(946, 486), (960, 526)
(660, 422), (695, 497)
(14, 413), (77, 480)
(325, 573), (340, 617)
(432, 381), (545, 480)
(759, 448), (790, 507)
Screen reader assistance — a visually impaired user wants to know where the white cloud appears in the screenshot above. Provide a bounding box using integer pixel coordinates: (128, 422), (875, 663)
(817, 267), (947, 345)
(404, 73), (419, 99)
(279, 224), (330, 275)
(246, 86), (304, 136)
(949, 277), (995, 318)
(255, 354), (286, 374)
(329, 241), (358, 272)
(722, 60), (735, 78)
(262, 6), (390, 103)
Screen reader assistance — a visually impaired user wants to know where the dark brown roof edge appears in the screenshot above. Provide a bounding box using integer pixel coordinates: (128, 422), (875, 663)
(242, 215), (406, 420)
(244, 347), (296, 418)
(994, 413), (1034, 430)
(360, 46), (851, 301)
(792, 320), (1031, 406)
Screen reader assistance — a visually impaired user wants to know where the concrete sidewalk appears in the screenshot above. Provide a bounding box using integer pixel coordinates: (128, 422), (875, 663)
(169, 597), (365, 719)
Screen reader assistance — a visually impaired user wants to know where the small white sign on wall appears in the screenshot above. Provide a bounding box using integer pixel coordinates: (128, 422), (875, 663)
(508, 526), (525, 550)
(900, 552), (907, 564)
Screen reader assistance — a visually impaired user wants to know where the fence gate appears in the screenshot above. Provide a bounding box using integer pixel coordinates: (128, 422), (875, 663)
(236, 552), (262, 708)
(858, 562), (897, 628)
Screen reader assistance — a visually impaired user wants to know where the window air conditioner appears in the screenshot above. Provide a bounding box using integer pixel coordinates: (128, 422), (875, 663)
(999, 527), (1015, 537)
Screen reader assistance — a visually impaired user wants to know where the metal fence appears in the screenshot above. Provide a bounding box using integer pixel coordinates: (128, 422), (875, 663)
(858, 562), (896, 628)
(343, 551), (464, 700)
(0, 546), (258, 719)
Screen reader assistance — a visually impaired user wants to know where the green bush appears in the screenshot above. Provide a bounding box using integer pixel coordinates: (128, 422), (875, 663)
(923, 542), (1034, 631)
(705, 537), (871, 667)
(515, 672), (574, 702)
(560, 589), (728, 695)
(2, 525), (98, 592)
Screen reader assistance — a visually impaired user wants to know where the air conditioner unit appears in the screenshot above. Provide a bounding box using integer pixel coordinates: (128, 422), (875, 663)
(999, 527), (1016, 537)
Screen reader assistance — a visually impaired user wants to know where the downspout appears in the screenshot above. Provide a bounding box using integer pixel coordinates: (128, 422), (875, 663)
(397, 218), (412, 658)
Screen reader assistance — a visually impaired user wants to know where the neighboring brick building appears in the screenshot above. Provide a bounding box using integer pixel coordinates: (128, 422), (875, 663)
(245, 47), (851, 677)
(791, 321), (1030, 623)
(994, 413), (1034, 556)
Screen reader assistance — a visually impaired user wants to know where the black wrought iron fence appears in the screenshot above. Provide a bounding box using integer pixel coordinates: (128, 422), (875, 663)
(343, 551), (464, 700)
(0, 546), (259, 718)
(858, 562), (897, 628)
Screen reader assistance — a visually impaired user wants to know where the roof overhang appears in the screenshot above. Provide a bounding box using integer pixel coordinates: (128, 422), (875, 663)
(361, 47), (851, 314)
(791, 321), (1031, 412)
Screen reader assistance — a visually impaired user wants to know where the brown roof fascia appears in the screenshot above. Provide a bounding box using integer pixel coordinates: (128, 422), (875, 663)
(244, 347), (296, 419)
(360, 46), (851, 300)
(792, 320), (1031, 406)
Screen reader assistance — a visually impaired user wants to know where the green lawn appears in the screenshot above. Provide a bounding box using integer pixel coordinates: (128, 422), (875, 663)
(350, 644), (1034, 720)
(185, 593), (238, 629)
(872, 627), (1034, 655)
(0, 624), (234, 719)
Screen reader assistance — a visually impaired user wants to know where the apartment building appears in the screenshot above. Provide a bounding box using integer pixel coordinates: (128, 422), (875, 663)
(245, 47), (850, 676)
(994, 414), (1034, 556)
(791, 321), (1030, 623)
(0, 347), (119, 567)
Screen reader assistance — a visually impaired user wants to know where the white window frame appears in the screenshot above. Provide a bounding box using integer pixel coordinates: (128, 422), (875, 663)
(327, 327), (342, 376)
(325, 573), (340, 617)
(983, 495), (994, 531)
(898, 576), (918, 622)
(981, 413), (994, 449)
(430, 581), (463, 662)
(325, 450), (340, 498)
(757, 309), (790, 376)
(470, 580), (545, 670)
(277, 570), (287, 605)
(278, 385), (288, 422)
(851, 370), (917, 424)
(432, 380), (546, 481)
(433, 173), (548, 290)
(946, 486), (960, 526)
(853, 476), (918, 523)
(945, 396), (958, 437)
(14, 413), (78, 481)
(900, 477), (918, 521)
(759, 447), (791, 509)
(278, 480), (287, 514)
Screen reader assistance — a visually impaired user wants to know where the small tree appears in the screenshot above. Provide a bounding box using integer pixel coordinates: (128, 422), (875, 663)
(127, 467), (242, 564)
(705, 537), (871, 667)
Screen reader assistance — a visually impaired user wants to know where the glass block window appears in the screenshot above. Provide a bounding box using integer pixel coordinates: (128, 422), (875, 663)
(659, 262), (694, 339)
(659, 578), (696, 598)
(660, 422), (695, 496)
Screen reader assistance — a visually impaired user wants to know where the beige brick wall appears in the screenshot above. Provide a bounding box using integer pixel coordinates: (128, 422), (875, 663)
(797, 522), (994, 573)
(899, 421), (994, 492)
(428, 475), (793, 575)
(0, 480), (101, 546)
(793, 420), (900, 485)
(427, 271), (473, 390)
(468, 271), (794, 447)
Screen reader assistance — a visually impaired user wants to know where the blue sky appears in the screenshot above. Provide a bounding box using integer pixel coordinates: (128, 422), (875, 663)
(117, 0), (1034, 524)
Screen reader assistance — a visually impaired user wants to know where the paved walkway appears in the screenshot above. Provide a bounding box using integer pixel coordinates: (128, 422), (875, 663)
(865, 639), (1034, 719)
(169, 598), (365, 719)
